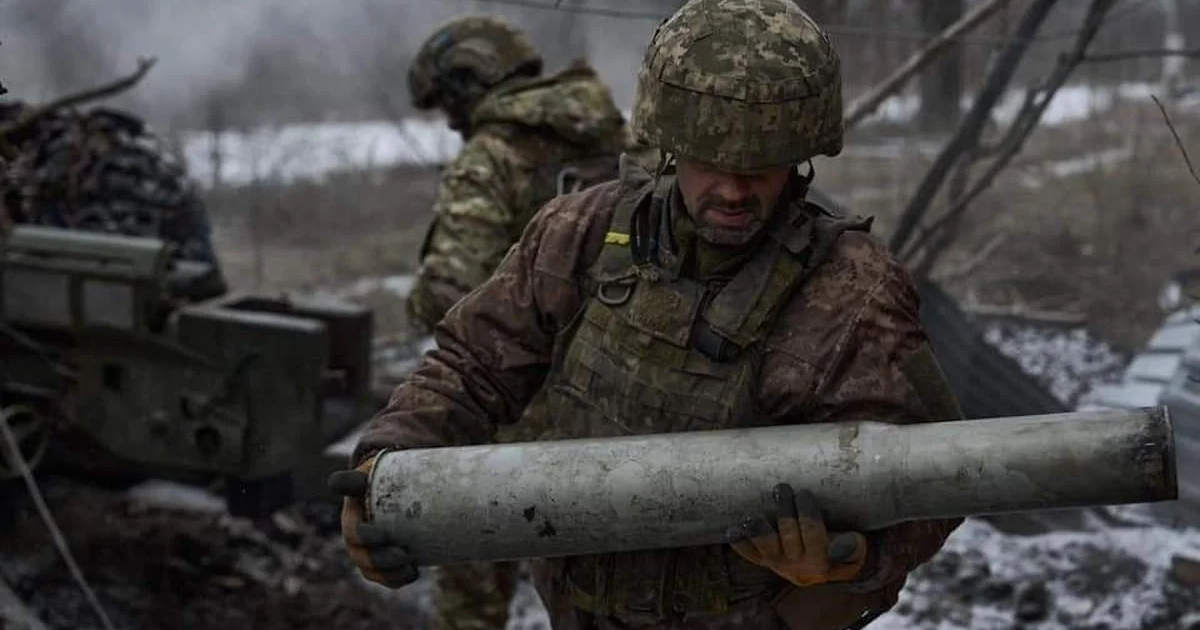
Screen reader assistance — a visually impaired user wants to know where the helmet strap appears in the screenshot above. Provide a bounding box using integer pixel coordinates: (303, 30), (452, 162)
(788, 160), (815, 200)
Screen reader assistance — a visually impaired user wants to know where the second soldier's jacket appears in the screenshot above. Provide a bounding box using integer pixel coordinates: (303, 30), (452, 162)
(407, 61), (634, 331)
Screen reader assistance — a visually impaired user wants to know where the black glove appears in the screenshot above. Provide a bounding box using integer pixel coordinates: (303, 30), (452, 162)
(328, 456), (420, 588)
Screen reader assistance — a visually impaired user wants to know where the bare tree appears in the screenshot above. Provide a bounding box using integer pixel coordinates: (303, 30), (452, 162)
(845, 0), (1014, 130)
(893, 0), (1129, 280)
(918, 0), (966, 132)
(888, 0), (1062, 257)
(1160, 0), (1187, 99)
(530, 1), (590, 64)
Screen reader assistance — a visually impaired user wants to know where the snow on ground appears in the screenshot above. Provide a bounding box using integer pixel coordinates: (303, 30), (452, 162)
(501, 515), (1200, 630)
(1018, 146), (1136, 188)
(181, 117), (464, 187)
(855, 82), (1163, 128)
(980, 322), (1128, 407)
(870, 517), (1200, 630)
(179, 82), (1186, 189)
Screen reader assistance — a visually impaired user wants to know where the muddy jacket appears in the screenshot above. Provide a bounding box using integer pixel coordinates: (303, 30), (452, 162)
(357, 158), (962, 629)
(407, 61), (636, 332)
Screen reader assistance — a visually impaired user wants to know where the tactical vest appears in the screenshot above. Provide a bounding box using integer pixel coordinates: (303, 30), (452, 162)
(539, 164), (872, 622)
(414, 129), (622, 308)
(498, 125), (622, 232)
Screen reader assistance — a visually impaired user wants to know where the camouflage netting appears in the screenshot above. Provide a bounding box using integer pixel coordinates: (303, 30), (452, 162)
(0, 104), (220, 267)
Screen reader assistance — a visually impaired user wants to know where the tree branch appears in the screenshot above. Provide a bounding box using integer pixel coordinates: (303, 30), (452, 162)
(929, 233), (1009, 283)
(1151, 94), (1200, 192)
(844, 0), (1013, 130)
(0, 58), (156, 160)
(887, 0), (1061, 254)
(898, 0), (1122, 266)
(910, 143), (979, 277)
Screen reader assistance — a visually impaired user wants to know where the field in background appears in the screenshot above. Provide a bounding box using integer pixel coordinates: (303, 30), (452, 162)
(202, 84), (1200, 352)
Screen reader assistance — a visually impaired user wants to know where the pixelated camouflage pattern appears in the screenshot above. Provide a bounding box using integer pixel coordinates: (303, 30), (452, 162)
(406, 61), (629, 332)
(433, 560), (521, 630)
(432, 394), (546, 630)
(410, 61), (627, 630)
(356, 167), (961, 628)
(408, 15), (543, 110)
(630, 0), (843, 171)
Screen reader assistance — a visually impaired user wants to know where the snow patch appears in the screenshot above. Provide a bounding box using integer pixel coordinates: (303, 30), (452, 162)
(981, 322), (1127, 407)
(871, 517), (1200, 630)
(179, 83), (1169, 189)
(126, 480), (227, 514)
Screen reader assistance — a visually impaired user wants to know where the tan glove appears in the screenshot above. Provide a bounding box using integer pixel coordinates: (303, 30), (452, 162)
(327, 452), (420, 588)
(727, 483), (869, 587)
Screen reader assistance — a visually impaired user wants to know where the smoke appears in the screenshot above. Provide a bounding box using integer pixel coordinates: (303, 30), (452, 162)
(0, 0), (662, 130)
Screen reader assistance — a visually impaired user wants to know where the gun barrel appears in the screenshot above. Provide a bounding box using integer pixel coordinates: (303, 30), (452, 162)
(367, 406), (1177, 565)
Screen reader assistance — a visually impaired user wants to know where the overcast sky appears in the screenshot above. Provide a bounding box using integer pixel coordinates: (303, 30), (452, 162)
(0, 0), (664, 128)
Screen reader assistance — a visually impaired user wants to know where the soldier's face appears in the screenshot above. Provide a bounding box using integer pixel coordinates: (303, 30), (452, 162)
(676, 158), (791, 246)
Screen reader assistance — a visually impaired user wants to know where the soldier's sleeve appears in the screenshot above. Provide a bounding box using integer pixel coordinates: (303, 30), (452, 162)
(407, 136), (521, 331)
(352, 184), (616, 464)
(806, 261), (964, 591)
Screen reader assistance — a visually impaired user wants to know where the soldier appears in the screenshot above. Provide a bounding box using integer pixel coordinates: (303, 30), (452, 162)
(405, 14), (637, 334)
(403, 14), (639, 630)
(334, 1), (964, 629)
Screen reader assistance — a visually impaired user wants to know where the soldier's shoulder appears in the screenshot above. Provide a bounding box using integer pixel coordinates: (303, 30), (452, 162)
(830, 229), (909, 285)
(435, 132), (531, 201)
(453, 129), (524, 169)
(527, 180), (622, 272)
(767, 226), (919, 366)
(536, 179), (621, 235)
(786, 224), (917, 323)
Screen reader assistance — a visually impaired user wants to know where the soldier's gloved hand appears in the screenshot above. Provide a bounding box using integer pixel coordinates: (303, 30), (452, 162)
(328, 454), (420, 588)
(726, 483), (869, 587)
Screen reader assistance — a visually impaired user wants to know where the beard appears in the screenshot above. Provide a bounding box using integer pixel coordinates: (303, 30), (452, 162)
(694, 196), (767, 246)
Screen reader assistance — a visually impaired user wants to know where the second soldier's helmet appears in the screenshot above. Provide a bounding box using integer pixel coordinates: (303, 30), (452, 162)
(630, 0), (843, 172)
(408, 15), (543, 110)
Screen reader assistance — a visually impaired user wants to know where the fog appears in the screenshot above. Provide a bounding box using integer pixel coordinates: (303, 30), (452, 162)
(0, 0), (673, 130)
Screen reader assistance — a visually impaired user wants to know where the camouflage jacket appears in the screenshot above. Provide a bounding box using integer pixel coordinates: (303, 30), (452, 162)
(357, 177), (962, 620)
(406, 61), (632, 331)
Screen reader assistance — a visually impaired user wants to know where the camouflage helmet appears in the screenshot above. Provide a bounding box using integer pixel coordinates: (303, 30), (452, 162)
(630, 0), (843, 172)
(408, 15), (543, 110)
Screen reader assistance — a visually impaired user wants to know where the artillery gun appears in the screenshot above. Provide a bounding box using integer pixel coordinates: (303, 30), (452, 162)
(0, 225), (373, 517)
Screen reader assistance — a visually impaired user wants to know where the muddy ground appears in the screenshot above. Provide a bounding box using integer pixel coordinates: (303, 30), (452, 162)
(0, 477), (428, 630)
